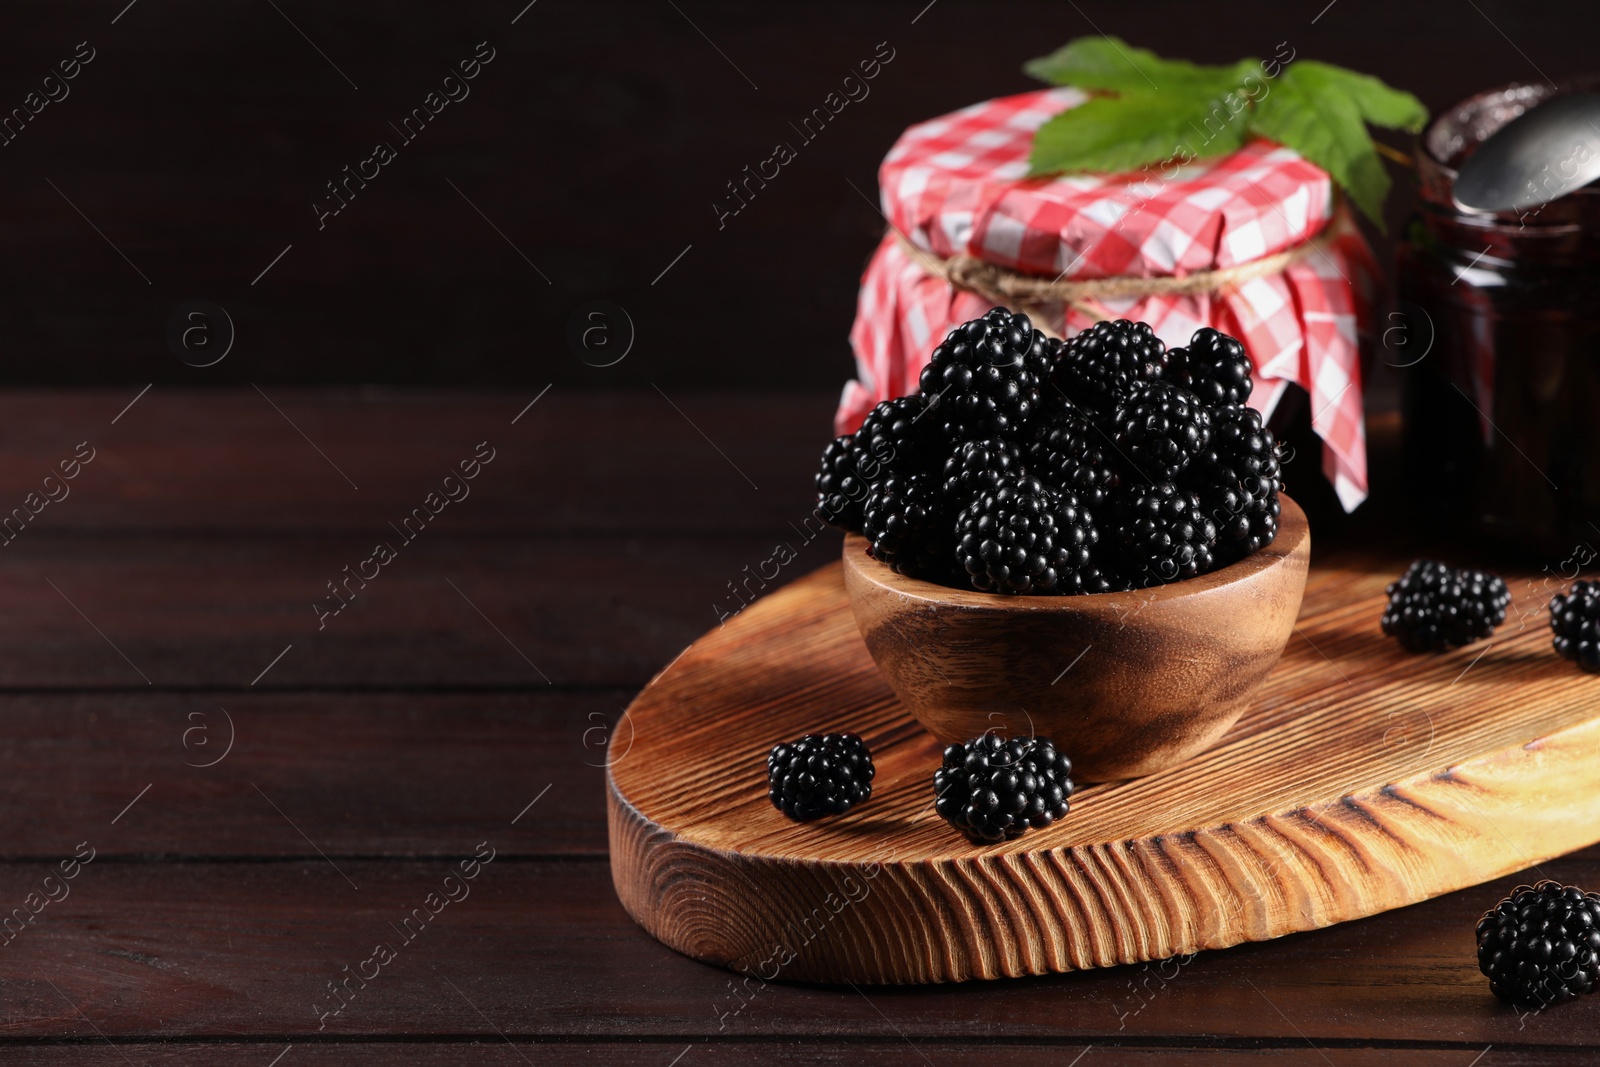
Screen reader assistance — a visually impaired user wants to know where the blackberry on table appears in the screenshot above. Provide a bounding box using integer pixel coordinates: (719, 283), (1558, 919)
(1477, 880), (1600, 1007)
(863, 472), (956, 582)
(1028, 414), (1121, 507)
(1550, 580), (1600, 671)
(1050, 319), (1167, 414)
(954, 475), (1095, 594)
(767, 733), (874, 822)
(1110, 381), (1214, 481)
(934, 733), (1074, 843)
(917, 307), (1051, 441)
(1169, 327), (1253, 408)
(941, 438), (1028, 508)
(1381, 560), (1510, 652)
(815, 434), (881, 533)
(1109, 482), (1217, 583)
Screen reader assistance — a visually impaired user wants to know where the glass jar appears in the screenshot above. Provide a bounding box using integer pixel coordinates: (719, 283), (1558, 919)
(1399, 77), (1600, 555)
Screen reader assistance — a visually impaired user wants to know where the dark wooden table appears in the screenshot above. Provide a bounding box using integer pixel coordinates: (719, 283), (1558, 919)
(0, 387), (1590, 1064)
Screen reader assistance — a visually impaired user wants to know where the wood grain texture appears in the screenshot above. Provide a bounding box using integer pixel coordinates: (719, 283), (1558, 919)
(610, 550), (1600, 983)
(843, 497), (1309, 780)
(0, 1048), (1579, 1066)
(0, 390), (835, 534)
(0, 691), (622, 857)
(7, 855), (1600, 1045)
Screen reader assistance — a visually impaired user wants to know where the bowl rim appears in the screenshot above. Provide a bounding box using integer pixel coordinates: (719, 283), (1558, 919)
(844, 493), (1309, 611)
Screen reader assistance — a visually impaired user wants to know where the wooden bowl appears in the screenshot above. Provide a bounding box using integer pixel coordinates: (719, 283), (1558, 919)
(843, 495), (1310, 781)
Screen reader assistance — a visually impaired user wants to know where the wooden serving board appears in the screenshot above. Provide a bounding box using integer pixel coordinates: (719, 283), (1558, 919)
(607, 548), (1600, 984)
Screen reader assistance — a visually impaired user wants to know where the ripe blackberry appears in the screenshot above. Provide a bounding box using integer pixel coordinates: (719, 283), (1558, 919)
(815, 434), (882, 533)
(1110, 381), (1213, 481)
(1028, 414), (1122, 507)
(1206, 406), (1284, 486)
(941, 438), (1027, 507)
(1188, 406), (1283, 560)
(918, 308), (1050, 441)
(954, 475), (1096, 594)
(1169, 327), (1253, 408)
(1550, 580), (1600, 671)
(858, 395), (937, 477)
(1109, 483), (1217, 583)
(1050, 319), (1167, 414)
(863, 472), (956, 582)
(1381, 560), (1510, 652)
(1059, 562), (1135, 595)
(1476, 881), (1600, 1007)
(767, 733), (874, 822)
(934, 733), (1074, 843)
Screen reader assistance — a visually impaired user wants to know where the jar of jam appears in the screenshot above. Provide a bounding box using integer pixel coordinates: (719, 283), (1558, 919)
(1399, 77), (1600, 555)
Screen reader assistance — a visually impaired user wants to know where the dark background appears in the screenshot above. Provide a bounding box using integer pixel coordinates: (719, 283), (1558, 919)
(0, 0), (1589, 388)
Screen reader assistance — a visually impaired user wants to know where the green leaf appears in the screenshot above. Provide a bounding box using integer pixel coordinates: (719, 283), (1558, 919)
(1285, 60), (1428, 133)
(1020, 39), (1430, 225)
(1027, 87), (1249, 178)
(1247, 63), (1394, 228)
(1024, 37), (1243, 95)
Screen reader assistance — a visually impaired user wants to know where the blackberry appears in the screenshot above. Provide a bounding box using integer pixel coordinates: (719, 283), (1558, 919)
(1188, 406), (1283, 560)
(934, 733), (1074, 842)
(1027, 415), (1121, 507)
(918, 308), (1050, 441)
(954, 475), (1096, 595)
(858, 395), (937, 477)
(1059, 563), (1135, 596)
(1110, 483), (1217, 583)
(1205, 406), (1284, 486)
(941, 438), (1028, 508)
(1550, 581), (1600, 671)
(1476, 880), (1600, 1007)
(863, 472), (956, 582)
(1050, 319), (1167, 414)
(767, 733), (874, 822)
(1381, 560), (1510, 652)
(815, 435), (882, 533)
(1110, 381), (1213, 481)
(1169, 327), (1253, 408)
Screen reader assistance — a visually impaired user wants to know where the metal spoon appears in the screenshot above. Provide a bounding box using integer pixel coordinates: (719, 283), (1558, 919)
(1452, 91), (1600, 213)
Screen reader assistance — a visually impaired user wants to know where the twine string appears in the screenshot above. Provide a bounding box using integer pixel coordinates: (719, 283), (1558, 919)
(896, 222), (1343, 336)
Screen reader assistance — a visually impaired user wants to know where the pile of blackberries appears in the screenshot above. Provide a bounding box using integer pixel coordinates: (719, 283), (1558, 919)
(817, 309), (1282, 594)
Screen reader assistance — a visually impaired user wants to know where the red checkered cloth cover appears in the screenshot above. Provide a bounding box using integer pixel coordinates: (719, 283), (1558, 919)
(840, 87), (1378, 510)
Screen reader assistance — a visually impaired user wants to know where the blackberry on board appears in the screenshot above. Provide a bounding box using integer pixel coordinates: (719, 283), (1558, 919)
(1050, 319), (1167, 414)
(1109, 483), (1217, 583)
(1169, 327), (1253, 408)
(1027, 414), (1121, 507)
(767, 733), (874, 822)
(954, 475), (1095, 594)
(1380, 560), (1510, 652)
(1110, 381), (1214, 481)
(934, 733), (1074, 842)
(1550, 580), (1600, 671)
(863, 472), (956, 582)
(1477, 880), (1600, 1007)
(917, 307), (1051, 441)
